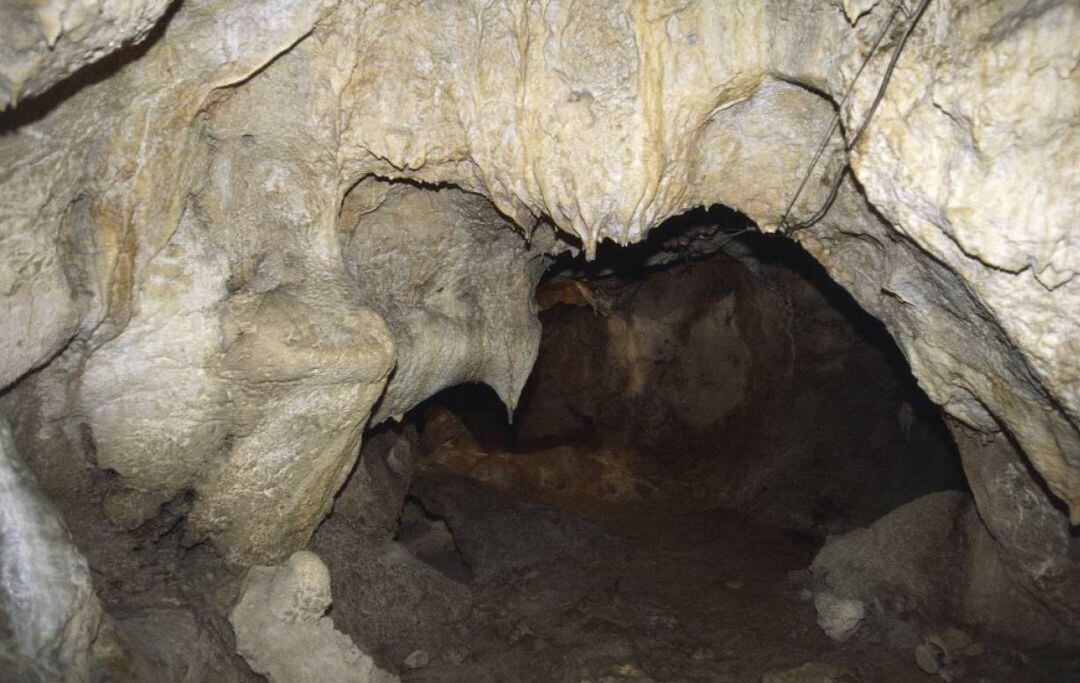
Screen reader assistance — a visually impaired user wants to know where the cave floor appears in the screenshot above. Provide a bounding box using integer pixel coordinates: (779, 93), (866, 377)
(399, 491), (922, 683)
(391, 472), (1077, 683)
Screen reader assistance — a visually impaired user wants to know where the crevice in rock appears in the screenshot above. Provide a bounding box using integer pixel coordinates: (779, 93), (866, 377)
(393, 496), (472, 585)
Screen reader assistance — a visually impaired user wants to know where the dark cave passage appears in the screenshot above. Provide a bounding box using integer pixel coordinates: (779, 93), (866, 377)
(410, 210), (966, 539)
(305, 209), (1066, 683)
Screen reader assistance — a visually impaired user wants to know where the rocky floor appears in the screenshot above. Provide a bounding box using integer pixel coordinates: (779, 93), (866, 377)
(372, 467), (1078, 683)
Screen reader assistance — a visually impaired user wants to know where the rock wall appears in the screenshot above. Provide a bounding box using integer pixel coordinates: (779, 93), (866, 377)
(812, 490), (1078, 648)
(0, 0), (1076, 636)
(0, 419), (115, 681)
(341, 180), (550, 424)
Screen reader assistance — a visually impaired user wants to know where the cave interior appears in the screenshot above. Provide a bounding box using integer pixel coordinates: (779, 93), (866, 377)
(1, 2), (1079, 682)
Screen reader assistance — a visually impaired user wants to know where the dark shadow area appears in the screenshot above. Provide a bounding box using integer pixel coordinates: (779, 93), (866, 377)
(410, 205), (965, 538)
(394, 496), (472, 584)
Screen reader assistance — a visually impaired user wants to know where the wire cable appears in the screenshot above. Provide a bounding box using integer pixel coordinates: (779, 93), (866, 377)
(779, 0), (933, 236)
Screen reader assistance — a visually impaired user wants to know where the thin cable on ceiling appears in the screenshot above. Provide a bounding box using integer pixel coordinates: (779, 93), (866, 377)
(779, 0), (933, 237)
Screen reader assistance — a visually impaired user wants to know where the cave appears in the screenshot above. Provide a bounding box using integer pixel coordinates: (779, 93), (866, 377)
(413, 211), (967, 534)
(1, 2), (1079, 683)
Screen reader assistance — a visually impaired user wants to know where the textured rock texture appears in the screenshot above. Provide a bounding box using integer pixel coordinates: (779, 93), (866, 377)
(812, 491), (1078, 647)
(0, 419), (114, 681)
(0, 0), (1077, 645)
(330, 423), (420, 536)
(949, 420), (1080, 635)
(411, 468), (610, 584)
(0, 0), (174, 109)
(342, 180), (550, 423)
(311, 424), (474, 668)
(312, 520), (474, 669)
(230, 551), (398, 683)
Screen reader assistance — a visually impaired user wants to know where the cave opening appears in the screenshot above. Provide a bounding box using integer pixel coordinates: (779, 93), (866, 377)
(309, 206), (1001, 682)
(411, 206), (965, 537)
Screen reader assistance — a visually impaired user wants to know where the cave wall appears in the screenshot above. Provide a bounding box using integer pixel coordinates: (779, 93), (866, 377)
(340, 179), (551, 424)
(0, 0), (1077, 637)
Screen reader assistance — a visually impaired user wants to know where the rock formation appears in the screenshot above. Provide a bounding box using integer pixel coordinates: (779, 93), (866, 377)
(341, 180), (550, 423)
(0, 418), (116, 681)
(0, 0), (1077, 678)
(229, 550), (398, 683)
(812, 490), (1076, 646)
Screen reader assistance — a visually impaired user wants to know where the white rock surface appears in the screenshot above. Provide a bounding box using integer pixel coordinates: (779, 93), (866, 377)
(814, 593), (866, 642)
(0, 419), (113, 681)
(0, 0), (173, 109)
(230, 551), (399, 683)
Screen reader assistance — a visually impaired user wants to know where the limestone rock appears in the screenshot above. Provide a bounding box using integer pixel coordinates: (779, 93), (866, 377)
(115, 608), (246, 683)
(0, 418), (113, 681)
(0, 0), (1077, 637)
(0, 0), (173, 108)
(811, 490), (1079, 647)
(331, 423), (420, 538)
(949, 421), (1080, 636)
(312, 519), (473, 667)
(229, 551), (398, 683)
(831, 0), (1080, 518)
(342, 180), (550, 423)
(410, 468), (609, 583)
(813, 593), (866, 642)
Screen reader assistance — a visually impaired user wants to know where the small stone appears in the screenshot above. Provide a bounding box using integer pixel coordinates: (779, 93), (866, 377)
(726, 581), (744, 590)
(404, 649), (430, 669)
(509, 620), (535, 643)
(814, 592), (865, 642)
(267, 551), (332, 624)
(915, 642), (944, 675)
